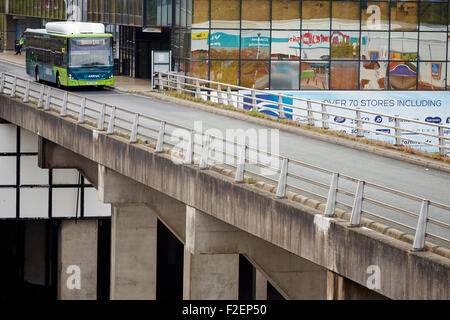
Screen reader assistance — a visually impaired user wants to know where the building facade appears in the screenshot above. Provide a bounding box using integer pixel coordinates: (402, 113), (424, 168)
(1, 1), (450, 91)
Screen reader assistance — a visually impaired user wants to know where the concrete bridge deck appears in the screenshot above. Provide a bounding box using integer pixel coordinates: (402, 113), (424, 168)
(0, 86), (448, 300)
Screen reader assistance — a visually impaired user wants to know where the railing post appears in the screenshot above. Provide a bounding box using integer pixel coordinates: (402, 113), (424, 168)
(195, 80), (201, 99)
(438, 126), (446, 157)
(199, 134), (210, 170)
(355, 108), (364, 137)
(413, 199), (430, 251)
(78, 97), (86, 123)
(44, 87), (51, 111)
(98, 104), (106, 131)
(227, 86), (232, 106)
(23, 80), (30, 103)
(235, 144), (247, 183)
(278, 95), (285, 119)
(324, 172), (339, 217)
(349, 180), (365, 227)
(130, 113), (139, 143)
(37, 85), (44, 108)
(307, 99), (314, 126)
(321, 103), (329, 129)
(217, 84), (223, 105)
(394, 115), (402, 146)
(276, 158), (289, 198)
(158, 72), (163, 90)
(155, 121), (165, 153)
(10, 76), (17, 98)
(184, 130), (195, 164)
(60, 92), (68, 117)
(176, 74), (181, 94)
(0, 72), (4, 94)
(251, 89), (256, 111)
(107, 106), (116, 134)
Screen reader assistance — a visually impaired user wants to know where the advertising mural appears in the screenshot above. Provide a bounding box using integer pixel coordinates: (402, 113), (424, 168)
(239, 90), (450, 154)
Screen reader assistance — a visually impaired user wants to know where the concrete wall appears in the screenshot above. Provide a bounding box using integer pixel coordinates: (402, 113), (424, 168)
(110, 204), (157, 300)
(1, 95), (449, 299)
(58, 219), (98, 300)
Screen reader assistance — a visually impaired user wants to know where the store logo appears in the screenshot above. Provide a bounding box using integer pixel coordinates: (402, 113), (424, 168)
(66, 265), (81, 290)
(334, 116), (346, 124)
(446, 117), (450, 124)
(425, 116), (442, 124)
(366, 5), (381, 30)
(374, 115), (383, 123)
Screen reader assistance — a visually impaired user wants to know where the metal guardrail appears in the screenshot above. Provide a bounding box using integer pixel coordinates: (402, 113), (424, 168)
(1, 71), (449, 251)
(155, 71), (450, 157)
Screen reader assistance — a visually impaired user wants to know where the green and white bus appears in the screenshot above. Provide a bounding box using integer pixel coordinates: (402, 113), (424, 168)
(25, 21), (114, 88)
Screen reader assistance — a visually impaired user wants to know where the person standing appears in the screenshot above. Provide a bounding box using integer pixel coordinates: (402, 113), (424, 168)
(15, 34), (24, 55)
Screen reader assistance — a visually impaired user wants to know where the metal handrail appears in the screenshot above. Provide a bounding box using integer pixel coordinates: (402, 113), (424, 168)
(156, 71), (450, 156)
(1, 71), (449, 251)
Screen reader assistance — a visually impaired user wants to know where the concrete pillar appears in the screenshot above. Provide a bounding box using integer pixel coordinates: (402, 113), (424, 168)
(98, 165), (185, 300)
(183, 206), (241, 300)
(327, 271), (387, 300)
(58, 219), (98, 300)
(245, 234), (327, 300)
(23, 221), (47, 287)
(253, 269), (267, 300)
(110, 204), (157, 300)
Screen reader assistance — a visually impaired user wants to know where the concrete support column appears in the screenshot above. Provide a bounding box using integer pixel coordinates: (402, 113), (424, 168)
(245, 234), (327, 300)
(98, 165), (184, 300)
(327, 271), (386, 300)
(253, 269), (267, 300)
(58, 219), (98, 300)
(110, 204), (157, 300)
(183, 206), (241, 300)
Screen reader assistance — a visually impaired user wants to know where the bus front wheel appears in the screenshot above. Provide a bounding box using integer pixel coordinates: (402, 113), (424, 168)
(35, 68), (40, 82)
(56, 74), (61, 89)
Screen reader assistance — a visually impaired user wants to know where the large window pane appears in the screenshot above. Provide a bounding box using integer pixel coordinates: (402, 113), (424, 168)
(360, 32), (389, 60)
(360, 61), (388, 90)
(241, 30), (270, 59)
(330, 31), (360, 59)
(418, 62), (446, 90)
(240, 61), (269, 89)
(188, 60), (209, 80)
(330, 61), (359, 89)
(211, 0), (240, 28)
(419, 32), (446, 60)
(390, 32), (418, 60)
(301, 61), (330, 89)
(302, 1), (331, 30)
(210, 60), (239, 85)
(389, 61), (417, 90)
(191, 29), (209, 59)
(420, 2), (447, 31)
(192, 0), (210, 28)
(301, 31), (330, 60)
(391, 1), (418, 31)
(332, 1), (360, 30)
(210, 30), (240, 59)
(272, 0), (300, 29)
(271, 30), (301, 60)
(242, 0), (270, 29)
(271, 61), (299, 89)
(361, 1), (389, 30)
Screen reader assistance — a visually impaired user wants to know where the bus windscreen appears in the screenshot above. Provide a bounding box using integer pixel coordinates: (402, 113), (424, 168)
(69, 37), (113, 67)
